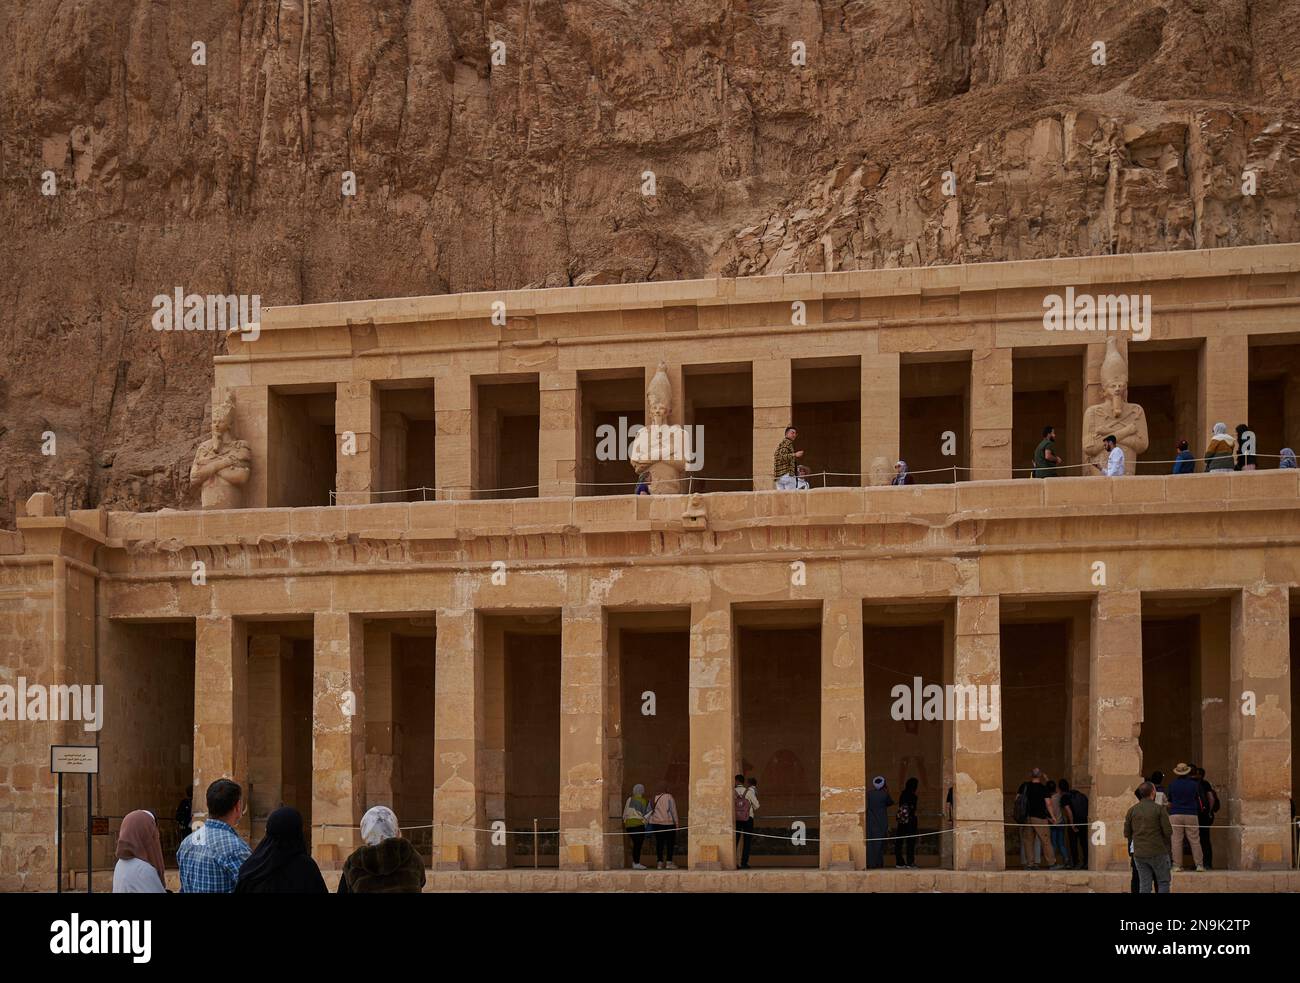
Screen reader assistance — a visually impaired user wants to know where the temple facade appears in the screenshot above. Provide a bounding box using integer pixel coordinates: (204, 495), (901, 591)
(2, 244), (1298, 891)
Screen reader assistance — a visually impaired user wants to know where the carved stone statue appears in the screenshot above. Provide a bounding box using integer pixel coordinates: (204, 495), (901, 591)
(1083, 337), (1149, 474)
(629, 361), (689, 494)
(190, 391), (252, 509)
(868, 456), (894, 487)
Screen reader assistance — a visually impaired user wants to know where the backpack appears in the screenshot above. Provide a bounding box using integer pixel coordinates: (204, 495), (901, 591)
(734, 788), (751, 822)
(1013, 785), (1029, 823)
(897, 800), (912, 825)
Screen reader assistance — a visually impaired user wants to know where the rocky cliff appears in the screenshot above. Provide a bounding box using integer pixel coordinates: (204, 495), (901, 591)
(3, 0), (1298, 522)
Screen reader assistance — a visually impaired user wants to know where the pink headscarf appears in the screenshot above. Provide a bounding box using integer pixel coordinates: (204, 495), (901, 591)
(116, 810), (166, 884)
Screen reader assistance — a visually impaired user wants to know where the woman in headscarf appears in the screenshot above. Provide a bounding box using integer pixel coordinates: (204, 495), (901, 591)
(234, 806), (327, 893)
(891, 460), (914, 486)
(337, 805), (426, 893)
(1203, 423), (1235, 472)
(112, 810), (166, 893)
(1280, 448), (1297, 469)
(893, 777), (920, 869)
(623, 783), (651, 869)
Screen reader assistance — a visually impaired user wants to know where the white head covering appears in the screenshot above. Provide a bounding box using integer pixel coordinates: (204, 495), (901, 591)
(1213, 422), (1228, 435)
(360, 805), (400, 846)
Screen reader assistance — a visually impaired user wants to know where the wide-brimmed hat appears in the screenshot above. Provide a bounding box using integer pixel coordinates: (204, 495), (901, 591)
(1173, 762), (1192, 776)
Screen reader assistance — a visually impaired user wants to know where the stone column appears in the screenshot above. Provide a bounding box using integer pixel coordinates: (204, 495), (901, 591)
(1197, 335), (1249, 458)
(247, 635), (289, 828)
(539, 369), (578, 497)
(363, 624), (398, 813)
(435, 374), (473, 501)
(1087, 590), (1143, 870)
(433, 608), (487, 869)
(819, 600), (866, 870)
(193, 614), (249, 838)
(688, 597), (736, 869)
(335, 381), (380, 505)
(969, 348), (1013, 481)
(940, 609), (955, 869)
(311, 612), (366, 868)
(1067, 614), (1091, 786)
(752, 358), (792, 492)
(861, 353), (900, 485)
(379, 410), (409, 500)
(951, 595), (1004, 870)
(559, 605), (609, 869)
(229, 386), (270, 508)
(1228, 586), (1293, 869)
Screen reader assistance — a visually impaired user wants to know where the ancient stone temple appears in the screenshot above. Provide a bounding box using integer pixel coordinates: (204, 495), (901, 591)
(3, 244), (1298, 891)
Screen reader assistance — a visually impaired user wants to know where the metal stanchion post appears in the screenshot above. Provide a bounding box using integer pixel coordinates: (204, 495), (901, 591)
(533, 818), (539, 869)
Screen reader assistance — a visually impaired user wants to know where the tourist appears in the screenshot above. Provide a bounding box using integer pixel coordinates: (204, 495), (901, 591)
(337, 805), (426, 893)
(866, 776), (893, 869)
(1204, 423), (1235, 472)
(1033, 425), (1062, 477)
(1018, 768), (1059, 869)
(795, 464), (812, 490)
(1235, 423), (1256, 470)
(1046, 780), (1071, 868)
(623, 783), (651, 869)
(1059, 778), (1088, 869)
(1147, 770), (1167, 806)
(1195, 766), (1219, 869)
(773, 426), (803, 490)
(1125, 782), (1173, 893)
(177, 778), (251, 893)
(112, 809), (166, 894)
(1166, 763), (1205, 872)
(1280, 448), (1297, 469)
(1091, 434), (1125, 476)
(894, 777), (920, 869)
(733, 773), (760, 869)
(1172, 439), (1194, 474)
(235, 807), (327, 894)
(646, 783), (680, 870)
(175, 786), (192, 841)
(891, 460), (914, 486)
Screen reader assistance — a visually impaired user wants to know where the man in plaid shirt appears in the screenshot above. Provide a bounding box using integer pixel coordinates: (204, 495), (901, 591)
(772, 425), (803, 490)
(178, 778), (251, 893)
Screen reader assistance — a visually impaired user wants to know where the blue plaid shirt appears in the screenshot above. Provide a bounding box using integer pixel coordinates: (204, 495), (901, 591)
(177, 819), (251, 893)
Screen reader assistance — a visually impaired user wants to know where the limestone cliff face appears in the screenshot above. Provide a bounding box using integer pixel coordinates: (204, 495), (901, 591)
(2, 0), (1298, 522)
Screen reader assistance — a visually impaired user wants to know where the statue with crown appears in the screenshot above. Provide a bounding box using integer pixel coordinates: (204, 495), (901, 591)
(1082, 337), (1149, 475)
(629, 361), (690, 494)
(190, 390), (253, 509)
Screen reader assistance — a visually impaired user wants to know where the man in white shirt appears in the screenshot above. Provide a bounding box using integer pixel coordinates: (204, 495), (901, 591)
(1092, 434), (1126, 476)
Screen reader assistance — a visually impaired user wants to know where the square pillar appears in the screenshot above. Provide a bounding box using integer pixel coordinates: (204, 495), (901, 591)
(248, 635), (290, 825)
(752, 358), (792, 492)
(229, 386), (269, 508)
(335, 381), (380, 505)
(192, 615), (249, 838)
(940, 608), (955, 868)
(1229, 587), (1293, 869)
(559, 605), (609, 869)
(379, 411), (409, 499)
(1087, 590), (1143, 870)
(540, 369), (578, 497)
(969, 348), (1012, 481)
(311, 611), (366, 868)
(363, 624), (398, 813)
(1067, 613), (1091, 787)
(951, 595), (1004, 870)
(433, 608), (487, 869)
(862, 353), (900, 484)
(688, 598), (736, 869)
(435, 374), (473, 500)
(1198, 335), (1249, 459)
(819, 600), (866, 869)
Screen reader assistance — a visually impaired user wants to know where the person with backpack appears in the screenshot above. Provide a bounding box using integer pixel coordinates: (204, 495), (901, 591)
(894, 777), (920, 868)
(733, 774), (760, 869)
(646, 783), (680, 870)
(866, 776), (894, 869)
(1167, 763), (1205, 872)
(1016, 768), (1059, 869)
(1059, 778), (1088, 869)
(623, 783), (651, 870)
(1194, 766), (1220, 869)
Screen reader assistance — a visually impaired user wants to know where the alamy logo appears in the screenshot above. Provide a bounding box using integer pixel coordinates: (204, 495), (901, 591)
(596, 417), (705, 472)
(151, 287), (261, 341)
(890, 676), (1000, 732)
(1042, 287), (1151, 342)
(50, 914), (151, 963)
(0, 677), (103, 732)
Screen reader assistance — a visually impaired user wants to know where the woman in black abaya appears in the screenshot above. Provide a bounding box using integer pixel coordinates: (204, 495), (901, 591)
(235, 806), (328, 894)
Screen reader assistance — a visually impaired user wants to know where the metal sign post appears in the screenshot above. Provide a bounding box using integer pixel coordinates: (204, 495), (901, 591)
(50, 745), (99, 893)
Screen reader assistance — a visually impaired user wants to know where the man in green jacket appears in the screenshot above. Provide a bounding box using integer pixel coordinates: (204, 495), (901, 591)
(1124, 782), (1173, 893)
